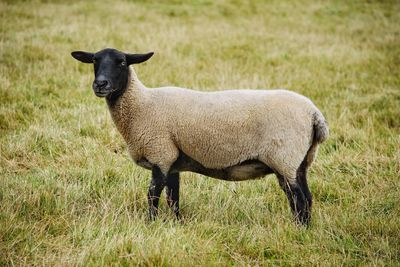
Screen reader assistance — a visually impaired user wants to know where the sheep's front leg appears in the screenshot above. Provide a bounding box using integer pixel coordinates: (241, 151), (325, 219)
(147, 166), (166, 220)
(166, 172), (180, 218)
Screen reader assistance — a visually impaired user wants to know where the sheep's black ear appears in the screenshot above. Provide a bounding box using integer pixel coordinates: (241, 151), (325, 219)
(125, 52), (154, 65)
(71, 51), (94, 64)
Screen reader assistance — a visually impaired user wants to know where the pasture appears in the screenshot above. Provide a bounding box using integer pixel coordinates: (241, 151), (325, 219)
(0, 0), (399, 265)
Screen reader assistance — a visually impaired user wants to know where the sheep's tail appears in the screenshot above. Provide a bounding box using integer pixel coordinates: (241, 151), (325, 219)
(312, 110), (329, 144)
(305, 110), (329, 167)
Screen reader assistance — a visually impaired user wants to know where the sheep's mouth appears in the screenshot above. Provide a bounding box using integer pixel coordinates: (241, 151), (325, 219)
(94, 91), (109, 97)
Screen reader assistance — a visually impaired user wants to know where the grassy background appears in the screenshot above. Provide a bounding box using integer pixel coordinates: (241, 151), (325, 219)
(1, 0), (399, 265)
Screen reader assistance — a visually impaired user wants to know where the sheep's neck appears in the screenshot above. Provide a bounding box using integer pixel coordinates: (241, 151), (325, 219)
(106, 67), (145, 143)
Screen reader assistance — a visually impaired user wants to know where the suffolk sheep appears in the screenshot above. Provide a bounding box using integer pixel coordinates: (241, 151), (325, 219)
(71, 48), (329, 225)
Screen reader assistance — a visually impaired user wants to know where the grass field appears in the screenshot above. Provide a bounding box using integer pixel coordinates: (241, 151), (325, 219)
(1, 0), (399, 265)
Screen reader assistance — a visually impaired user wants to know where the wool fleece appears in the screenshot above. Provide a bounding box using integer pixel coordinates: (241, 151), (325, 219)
(108, 67), (328, 183)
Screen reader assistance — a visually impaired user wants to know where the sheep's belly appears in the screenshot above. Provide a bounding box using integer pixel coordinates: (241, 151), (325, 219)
(135, 151), (274, 181)
(171, 151), (274, 181)
(225, 162), (274, 181)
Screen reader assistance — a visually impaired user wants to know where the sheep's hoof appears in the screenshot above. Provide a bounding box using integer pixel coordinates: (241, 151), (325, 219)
(294, 210), (311, 227)
(148, 209), (158, 221)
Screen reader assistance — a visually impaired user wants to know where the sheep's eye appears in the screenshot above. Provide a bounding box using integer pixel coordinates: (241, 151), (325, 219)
(120, 61), (126, 66)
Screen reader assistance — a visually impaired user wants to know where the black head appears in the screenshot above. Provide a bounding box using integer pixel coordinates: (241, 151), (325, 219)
(71, 48), (154, 99)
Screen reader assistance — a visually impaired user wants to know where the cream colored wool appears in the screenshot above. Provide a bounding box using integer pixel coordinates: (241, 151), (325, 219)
(108, 67), (328, 183)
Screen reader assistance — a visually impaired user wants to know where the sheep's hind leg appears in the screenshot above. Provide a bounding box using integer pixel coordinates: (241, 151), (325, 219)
(296, 160), (312, 224)
(147, 166), (166, 220)
(166, 172), (180, 218)
(276, 171), (311, 226)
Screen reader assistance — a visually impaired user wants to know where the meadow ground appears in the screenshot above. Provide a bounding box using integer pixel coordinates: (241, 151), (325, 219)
(1, 0), (399, 266)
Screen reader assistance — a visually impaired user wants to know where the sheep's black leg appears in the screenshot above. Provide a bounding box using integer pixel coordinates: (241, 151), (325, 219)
(147, 166), (166, 220)
(296, 161), (312, 225)
(276, 173), (309, 226)
(166, 172), (180, 218)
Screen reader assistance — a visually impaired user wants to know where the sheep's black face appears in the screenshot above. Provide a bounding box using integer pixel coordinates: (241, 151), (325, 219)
(71, 48), (154, 99)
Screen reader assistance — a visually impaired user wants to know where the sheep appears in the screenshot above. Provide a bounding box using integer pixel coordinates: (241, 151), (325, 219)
(71, 48), (329, 225)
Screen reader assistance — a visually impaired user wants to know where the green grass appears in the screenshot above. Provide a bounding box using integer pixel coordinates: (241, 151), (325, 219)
(1, 0), (399, 265)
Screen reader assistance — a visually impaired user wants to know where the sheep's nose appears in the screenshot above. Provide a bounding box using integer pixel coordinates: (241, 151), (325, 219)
(94, 79), (108, 89)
